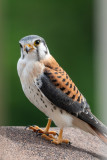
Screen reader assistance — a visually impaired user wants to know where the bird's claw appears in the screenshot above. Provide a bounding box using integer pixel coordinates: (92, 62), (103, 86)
(35, 129), (40, 133)
(36, 133), (43, 137)
(27, 125), (58, 137)
(68, 141), (71, 145)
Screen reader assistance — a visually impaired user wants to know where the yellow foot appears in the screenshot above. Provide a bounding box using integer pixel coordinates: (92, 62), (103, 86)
(29, 125), (57, 136)
(42, 134), (70, 144)
(51, 128), (70, 145)
(51, 138), (70, 144)
(27, 119), (70, 145)
(28, 118), (57, 138)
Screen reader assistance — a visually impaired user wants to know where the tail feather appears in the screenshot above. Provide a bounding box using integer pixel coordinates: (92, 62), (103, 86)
(90, 125), (107, 145)
(88, 113), (107, 144)
(78, 110), (107, 144)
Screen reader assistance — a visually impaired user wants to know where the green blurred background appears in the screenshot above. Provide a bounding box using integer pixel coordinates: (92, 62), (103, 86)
(0, 0), (97, 127)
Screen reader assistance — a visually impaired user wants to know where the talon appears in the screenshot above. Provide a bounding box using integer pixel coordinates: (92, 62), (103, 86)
(36, 129), (40, 132)
(28, 119), (57, 138)
(25, 126), (29, 130)
(50, 129), (70, 145)
(50, 139), (53, 143)
(25, 125), (31, 130)
(68, 141), (71, 145)
(32, 125), (36, 127)
(36, 133), (42, 136)
(26, 120), (69, 145)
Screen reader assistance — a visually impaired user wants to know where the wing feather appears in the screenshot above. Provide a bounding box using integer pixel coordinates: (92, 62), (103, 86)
(39, 67), (90, 117)
(44, 66), (84, 103)
(39, 56), (107, 143)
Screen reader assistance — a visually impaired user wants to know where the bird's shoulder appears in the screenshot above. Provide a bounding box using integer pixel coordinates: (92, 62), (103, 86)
(41, 55), (85, 104)
(39, 56), (99, 127)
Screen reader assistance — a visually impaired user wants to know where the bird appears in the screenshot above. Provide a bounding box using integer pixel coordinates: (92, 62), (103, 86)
(17, 35), (107, 144)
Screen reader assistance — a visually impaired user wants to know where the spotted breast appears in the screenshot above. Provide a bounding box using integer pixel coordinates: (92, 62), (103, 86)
(17, 58), (74, 128)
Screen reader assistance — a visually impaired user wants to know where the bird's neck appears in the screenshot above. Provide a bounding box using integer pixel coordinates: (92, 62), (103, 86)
(40, 55), (59, 69)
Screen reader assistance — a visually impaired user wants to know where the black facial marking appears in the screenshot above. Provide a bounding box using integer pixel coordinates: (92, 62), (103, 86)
(55, 83), (59, 86)
(36, 47), (39, 61)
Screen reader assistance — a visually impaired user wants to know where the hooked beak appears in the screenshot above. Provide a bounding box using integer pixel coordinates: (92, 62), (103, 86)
(24, 44), (34, 53)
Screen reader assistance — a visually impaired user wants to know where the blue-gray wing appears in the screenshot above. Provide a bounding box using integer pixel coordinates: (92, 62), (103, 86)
(39, 72), (107, 135)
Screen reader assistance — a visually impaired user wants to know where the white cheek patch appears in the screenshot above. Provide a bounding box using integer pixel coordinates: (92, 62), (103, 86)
(38, 43), (48, 60)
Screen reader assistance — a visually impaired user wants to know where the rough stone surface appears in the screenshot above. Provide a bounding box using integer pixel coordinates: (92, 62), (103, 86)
(0, 126), (107, 160)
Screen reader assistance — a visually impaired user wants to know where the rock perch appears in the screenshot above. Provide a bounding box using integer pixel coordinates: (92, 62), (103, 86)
(0, 126), (107, 160)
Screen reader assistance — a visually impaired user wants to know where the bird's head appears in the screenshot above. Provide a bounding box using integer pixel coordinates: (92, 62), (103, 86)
(19, 35), (50, 61)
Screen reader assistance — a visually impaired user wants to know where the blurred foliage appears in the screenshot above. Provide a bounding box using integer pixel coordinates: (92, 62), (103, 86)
(1, 0), (94, 126)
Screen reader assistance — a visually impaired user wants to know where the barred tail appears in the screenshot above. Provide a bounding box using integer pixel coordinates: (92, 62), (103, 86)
(77, 110), (107, 145)
(90, 124), (107, 145)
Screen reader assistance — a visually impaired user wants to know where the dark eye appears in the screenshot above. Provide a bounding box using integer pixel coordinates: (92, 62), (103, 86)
(34, 40), (40, 46)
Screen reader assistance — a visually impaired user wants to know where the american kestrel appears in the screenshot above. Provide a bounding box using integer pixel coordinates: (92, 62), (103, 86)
(17, 35), (107, 144)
